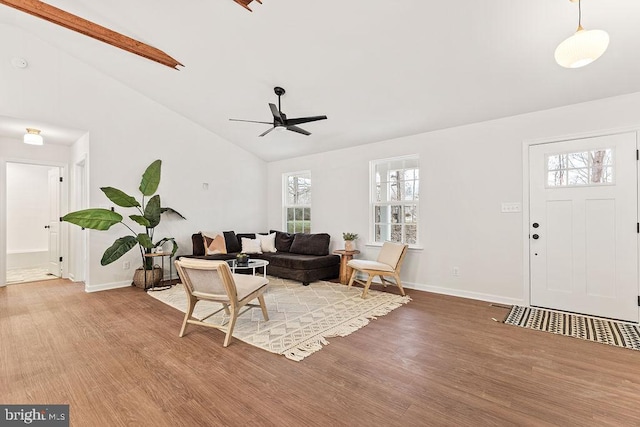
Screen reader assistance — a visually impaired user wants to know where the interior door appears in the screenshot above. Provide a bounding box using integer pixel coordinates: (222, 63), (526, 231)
(529, 132), (638, 322)
(47, 168), (61, 276)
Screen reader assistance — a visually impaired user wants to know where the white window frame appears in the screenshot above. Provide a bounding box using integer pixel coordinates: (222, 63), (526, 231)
(282, 170), (311, 233)
(369, 155), (419, 246)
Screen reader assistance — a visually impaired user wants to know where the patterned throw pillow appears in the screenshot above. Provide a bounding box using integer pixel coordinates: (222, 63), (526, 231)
(202, 232), (227, 255)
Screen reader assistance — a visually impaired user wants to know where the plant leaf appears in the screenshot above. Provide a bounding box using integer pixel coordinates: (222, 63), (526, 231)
(100, 187), (140, 208)
(139, 159), (161, 196)
(144, 195), (161, 228)
(63, 209), (122, 230)
(100, 236), (137, 265)
(137, 233), (154, 249)
(160, 207), (186, 220)
(155, 237), (179, 256)
(130, 215), (151, 227)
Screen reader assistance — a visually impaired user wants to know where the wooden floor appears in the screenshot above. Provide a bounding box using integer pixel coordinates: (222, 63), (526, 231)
(1, 279), (640, 426)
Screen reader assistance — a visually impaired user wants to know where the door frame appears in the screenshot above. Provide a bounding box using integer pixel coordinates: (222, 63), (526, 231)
(0, 158), (68, 286)
(522, 126), (640, 319)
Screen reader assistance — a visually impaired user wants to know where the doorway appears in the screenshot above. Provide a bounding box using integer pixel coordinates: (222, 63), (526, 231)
(528, 132), (639, 322)
(5, 162), (62, 284)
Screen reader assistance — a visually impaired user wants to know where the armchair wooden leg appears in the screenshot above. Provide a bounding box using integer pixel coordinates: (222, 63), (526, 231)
(258, 294), (269, 321)
(223, 308), (239, 347)
(362, 275), (375, 299)
(347, 269), (357, 288)
(179, 296), (197, 337)
(394, 273), (406, 296)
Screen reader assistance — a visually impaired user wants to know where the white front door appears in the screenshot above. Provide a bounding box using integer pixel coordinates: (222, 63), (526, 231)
(529, 132), (638, 322)
(47, 168), (61, 277)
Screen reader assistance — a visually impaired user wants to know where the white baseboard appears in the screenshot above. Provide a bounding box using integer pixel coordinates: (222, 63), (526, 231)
(403, 281), (524, 306)
(85, 280), (131, 293)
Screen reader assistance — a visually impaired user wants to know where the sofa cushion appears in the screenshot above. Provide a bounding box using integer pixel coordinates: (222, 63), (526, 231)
(259, 252), (339, 270)
(270, 230), (294, 252)
(289, 233), (330, 256)
(192, 233), (206, 256)
(223, 231), (241, 253)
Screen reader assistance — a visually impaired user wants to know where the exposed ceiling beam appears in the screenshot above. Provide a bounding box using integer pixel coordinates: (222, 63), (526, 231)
(0, 0), (183, 69)
(234, 0), (262, 12)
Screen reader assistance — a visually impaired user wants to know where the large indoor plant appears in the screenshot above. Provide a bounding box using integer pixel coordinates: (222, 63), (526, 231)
(63, 159), (184, 288)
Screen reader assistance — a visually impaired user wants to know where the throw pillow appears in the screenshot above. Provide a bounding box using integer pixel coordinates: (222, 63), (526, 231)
(289, 233), (331, 256)
(202, 232), (227, 255)
(223, 231), (241, 253)
(270, 230), (295, 252)
(241, 237), (263, 254)
(257, 232), (277, 253)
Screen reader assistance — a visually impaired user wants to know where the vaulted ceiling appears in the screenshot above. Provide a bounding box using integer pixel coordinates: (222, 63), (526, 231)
(1, 0), (640, 161)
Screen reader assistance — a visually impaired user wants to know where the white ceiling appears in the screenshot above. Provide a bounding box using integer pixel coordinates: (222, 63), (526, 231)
(1, 0), (639, 161)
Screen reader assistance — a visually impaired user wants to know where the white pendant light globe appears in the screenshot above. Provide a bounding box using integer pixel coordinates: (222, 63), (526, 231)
(555, 27), (609, 68)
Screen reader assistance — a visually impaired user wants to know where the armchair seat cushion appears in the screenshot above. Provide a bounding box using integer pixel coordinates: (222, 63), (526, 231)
(232, 274), (269, 300)
(347, 259), (394, 272)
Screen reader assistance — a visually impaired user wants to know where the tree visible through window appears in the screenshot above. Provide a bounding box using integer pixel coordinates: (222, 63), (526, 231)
(371, 156), (419, 244)
(284, 171), (311, 233)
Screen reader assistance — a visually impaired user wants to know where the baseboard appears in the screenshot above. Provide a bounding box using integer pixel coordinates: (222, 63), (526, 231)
(85, 280), (131, 293)
(403, 281), (524, 306)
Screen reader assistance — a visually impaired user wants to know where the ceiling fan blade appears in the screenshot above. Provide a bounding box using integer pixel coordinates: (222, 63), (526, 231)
(286, 125), (311, 136)
(285, 115), (328, 126)
(269, 103), (284, 124)
(229, 119), (273, 124)
(259, 127), (276, 137)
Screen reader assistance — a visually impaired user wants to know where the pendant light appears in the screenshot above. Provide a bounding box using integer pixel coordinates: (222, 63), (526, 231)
(554, 0), (609, 68)
(24, 128), (43, 145)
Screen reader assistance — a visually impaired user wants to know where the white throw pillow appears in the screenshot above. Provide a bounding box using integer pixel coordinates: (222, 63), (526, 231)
(257, 232), (277, 253)
(241, 237), (262, 254)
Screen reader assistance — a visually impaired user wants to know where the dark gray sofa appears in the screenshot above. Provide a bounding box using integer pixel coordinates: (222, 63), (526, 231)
(183, 230), (340, 286)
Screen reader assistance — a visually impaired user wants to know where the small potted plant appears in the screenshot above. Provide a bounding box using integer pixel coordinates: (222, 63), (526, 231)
(236, 253), (250, 266)
(342, 232), (358, 251)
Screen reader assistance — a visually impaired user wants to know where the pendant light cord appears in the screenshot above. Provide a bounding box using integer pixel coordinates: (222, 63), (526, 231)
(578, 0), (583, 30)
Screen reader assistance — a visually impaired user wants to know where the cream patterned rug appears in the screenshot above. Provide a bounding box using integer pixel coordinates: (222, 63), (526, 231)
(148, 276), (411, 361)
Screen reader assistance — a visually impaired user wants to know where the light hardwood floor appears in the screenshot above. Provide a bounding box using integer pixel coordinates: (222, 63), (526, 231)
(1, 279), (639, 426)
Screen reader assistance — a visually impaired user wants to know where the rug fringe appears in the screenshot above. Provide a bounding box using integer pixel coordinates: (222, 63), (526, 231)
(283, 296), (411, 361)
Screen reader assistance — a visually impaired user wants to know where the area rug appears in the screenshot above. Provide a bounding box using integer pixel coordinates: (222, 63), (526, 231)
(148, 276), (411, 361)
(504, 305), (640, 351)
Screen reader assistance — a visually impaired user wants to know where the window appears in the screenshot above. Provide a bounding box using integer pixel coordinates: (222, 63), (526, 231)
(546, 149), (613, 187)
(371, 155), (419, 245)
(283, 171), (311, 233)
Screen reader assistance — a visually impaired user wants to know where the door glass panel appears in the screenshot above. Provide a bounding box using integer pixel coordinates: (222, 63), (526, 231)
(546, 148), (614, 187)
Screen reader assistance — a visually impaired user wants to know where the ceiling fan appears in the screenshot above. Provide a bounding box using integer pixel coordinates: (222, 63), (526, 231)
(230, 87), (327, 137)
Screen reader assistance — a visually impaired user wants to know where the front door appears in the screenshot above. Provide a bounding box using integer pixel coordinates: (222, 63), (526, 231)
(47, 168), (61, 277)
(529, 132), (638, 322)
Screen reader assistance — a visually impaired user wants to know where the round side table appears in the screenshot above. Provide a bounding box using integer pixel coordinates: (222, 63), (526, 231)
(333, 249), (361, 285)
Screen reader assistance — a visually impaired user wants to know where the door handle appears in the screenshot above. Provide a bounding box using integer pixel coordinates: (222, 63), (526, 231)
(532, 234), (539, 240)
(532, 223), (539, 228)
(44, 225), (50, 229)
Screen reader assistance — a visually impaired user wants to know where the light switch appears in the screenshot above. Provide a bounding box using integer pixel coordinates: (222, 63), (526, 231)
(501, 202), (522, 213)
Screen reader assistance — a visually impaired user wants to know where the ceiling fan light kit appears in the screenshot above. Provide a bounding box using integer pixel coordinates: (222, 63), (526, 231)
(555, 0), (609, 68)
(230, 86), (327, 137)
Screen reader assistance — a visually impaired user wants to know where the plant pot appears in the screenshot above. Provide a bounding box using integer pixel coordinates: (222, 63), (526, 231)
(132, 266), (163, 289)
(345, 240), (356, 251)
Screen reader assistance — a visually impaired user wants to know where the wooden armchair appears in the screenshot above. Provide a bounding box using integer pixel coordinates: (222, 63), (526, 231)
(174, 258), (269, 347)
(347, 242), (408, 298)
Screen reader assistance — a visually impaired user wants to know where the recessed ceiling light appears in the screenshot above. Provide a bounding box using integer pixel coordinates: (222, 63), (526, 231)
(11, 57), (28, 69)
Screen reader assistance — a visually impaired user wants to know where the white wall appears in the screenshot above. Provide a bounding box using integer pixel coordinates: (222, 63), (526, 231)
(6, 162), (51, 268)
(267, 91), (640, 305)
(0, 24), (267, 290)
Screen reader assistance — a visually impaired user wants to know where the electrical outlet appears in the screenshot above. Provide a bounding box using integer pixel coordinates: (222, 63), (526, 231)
(452, 267), (460, 277)
(123, 261), (130, 270)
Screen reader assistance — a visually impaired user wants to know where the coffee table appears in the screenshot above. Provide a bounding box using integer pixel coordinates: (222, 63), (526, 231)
(226, 259), (269, 278)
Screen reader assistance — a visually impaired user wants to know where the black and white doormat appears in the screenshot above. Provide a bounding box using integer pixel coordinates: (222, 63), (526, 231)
(504, 306), (640, 351)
